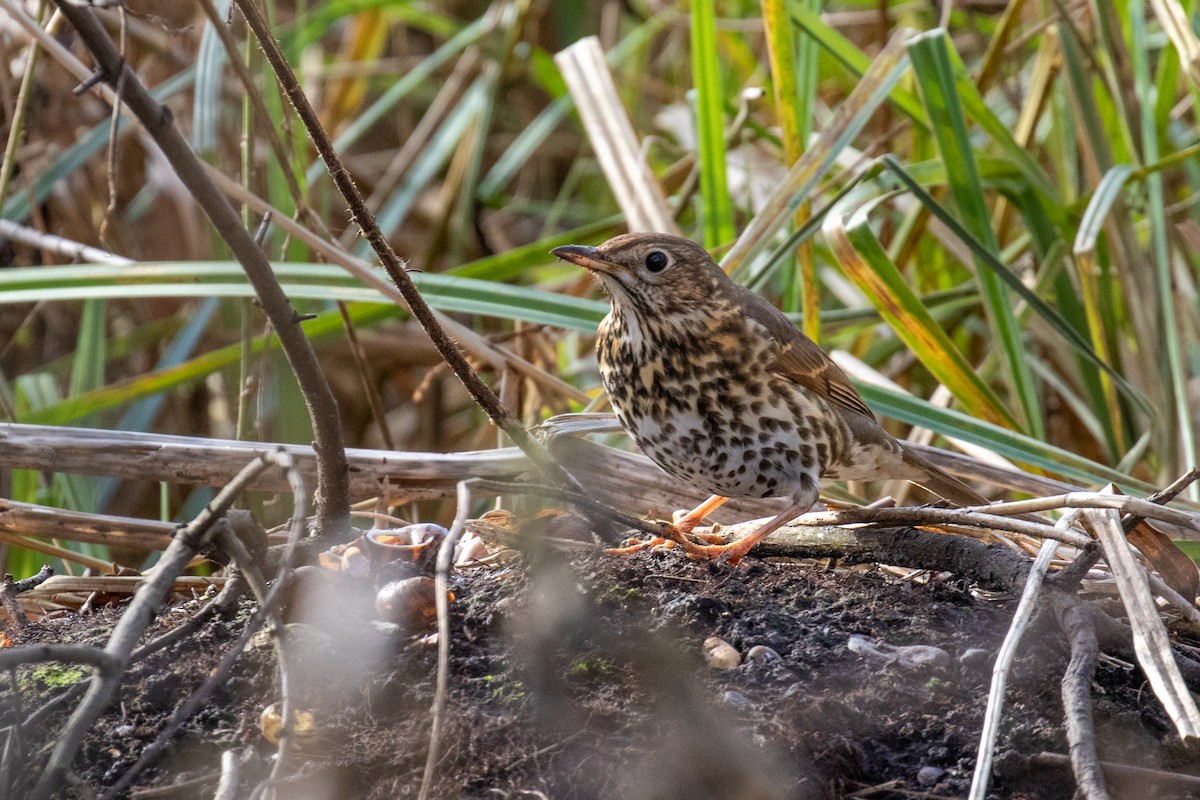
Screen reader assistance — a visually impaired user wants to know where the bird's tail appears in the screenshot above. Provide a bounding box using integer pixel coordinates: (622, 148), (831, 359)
(900, 446), (989, 507)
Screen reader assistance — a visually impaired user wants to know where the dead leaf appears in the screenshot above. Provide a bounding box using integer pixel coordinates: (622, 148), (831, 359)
(1127, 521), (1200, 601)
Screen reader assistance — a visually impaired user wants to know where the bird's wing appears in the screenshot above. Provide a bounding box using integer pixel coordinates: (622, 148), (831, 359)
(741, 291), (877, 421)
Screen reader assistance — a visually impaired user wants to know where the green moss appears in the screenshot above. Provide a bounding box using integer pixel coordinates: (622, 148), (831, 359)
(567, 656), (613, 679)
(23, 664), (89, 691)
(481, 675), (526, 703)
(606, 585), (639, 600)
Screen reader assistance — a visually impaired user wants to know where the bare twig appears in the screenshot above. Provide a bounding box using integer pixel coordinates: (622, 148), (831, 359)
(213, 750), (242, 800)
(0, 219), (130, 265)
(98, 456), (305, 800)
(49, 0), (351, 537)
(1085, 504), (1200, 739)
(1, 565), (52, 630)
(417, 480), (473, 800)
(767, 506), (1094, 547)
(971, 492), (1200, 533)
(195, 0), (330, 239)
(1048, 469), (1194, 590)
(969, 513), (1078, 800)
(227, 0), (580, 498)
(1054, 590), (1110, 800)
(0, 424), (529, 500)
(28, 452), (284, 800)
(0, 497), (174, 551)
(0, 644), (118, 675)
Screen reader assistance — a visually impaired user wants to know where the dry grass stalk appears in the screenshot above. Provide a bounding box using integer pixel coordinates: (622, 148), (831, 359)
(554, 36), (681, 235)
(1086, 502), (1200, 739)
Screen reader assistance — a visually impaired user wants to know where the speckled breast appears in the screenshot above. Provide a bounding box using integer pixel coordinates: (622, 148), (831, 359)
(597, 309), (838, 500)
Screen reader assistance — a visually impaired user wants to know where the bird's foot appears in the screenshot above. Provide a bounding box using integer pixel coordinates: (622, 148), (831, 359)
(603, 525), (727, 557)
(603, 536), (674, 555)
(661, 525), (756, 564)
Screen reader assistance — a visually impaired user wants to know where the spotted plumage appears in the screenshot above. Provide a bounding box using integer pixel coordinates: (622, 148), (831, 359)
(552, 233), (986, 563)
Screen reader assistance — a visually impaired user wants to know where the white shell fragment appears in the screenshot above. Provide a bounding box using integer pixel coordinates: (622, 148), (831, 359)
(847, 634), (950, 670)
(703, 636), (742, 670)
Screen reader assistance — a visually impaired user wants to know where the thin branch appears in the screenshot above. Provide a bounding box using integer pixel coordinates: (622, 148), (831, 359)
(0, 219), (130, 265)
(28, 452), (281, 800)
(49, 0), (350, 537)
(1045, 470), (1195, 589)
(195, 0), (330, 239)
(1, 565), (52, 630)
(98, 456), (305, 800)
(969, 514), (1078, 800)
(213, 750), (242, 800)
(970, 492), (1200, 533)
(785, 506), (1093, 547)
(1054, 590), (1110, 800)
(418, 480), (473, 800)
(228, 0), (581, 497)
(1085, 506), (1200, 739)
(0, 644), (118, 675)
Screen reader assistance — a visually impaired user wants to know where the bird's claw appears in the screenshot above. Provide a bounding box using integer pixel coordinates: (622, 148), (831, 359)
(603, 536), (674, 556)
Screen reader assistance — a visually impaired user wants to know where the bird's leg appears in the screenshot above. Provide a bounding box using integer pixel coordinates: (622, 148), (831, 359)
(603, 495), (731, 555)
(671, 494), (730, 540)
(669, 481), (820, 565)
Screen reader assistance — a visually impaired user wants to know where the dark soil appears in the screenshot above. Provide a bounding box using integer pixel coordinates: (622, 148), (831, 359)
(6, 546), (1200, 799)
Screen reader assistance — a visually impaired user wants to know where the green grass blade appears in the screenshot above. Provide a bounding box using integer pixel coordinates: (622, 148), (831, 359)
(0, 263), (609, 332)
(784, 0), (926, 126)
(1073, 165), (1135, 455)
(1130, 0), (1197, 495)
(303, 9), (494, 186)
(95, 298), (222, 509)
(18, 304), (397, 427)
(883, 157), (1152, 419)
(940, 44), (1064, 214)
(908, 30), (1042, 436)
(354, 77), (488, 257)
(825, 191), (1017, 429)
(724, 28), (913, 276)
(479, 13), (672, 202)
(690, 0), (735, 248)
(192, 0), (229, 154)
(449, 216), (623, 280)
(859, 384), (1157, 494)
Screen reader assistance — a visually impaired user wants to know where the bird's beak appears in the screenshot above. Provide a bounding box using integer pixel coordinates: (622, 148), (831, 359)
(551, 244), (612, 273)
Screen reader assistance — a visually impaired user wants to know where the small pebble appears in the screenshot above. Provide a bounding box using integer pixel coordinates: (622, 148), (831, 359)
(703, 636), (742, 670)
(916, 766), (945, 786)
(959, 648), (991, 670)
(722, 690), (752, 708)
(746, 645), (781, 663)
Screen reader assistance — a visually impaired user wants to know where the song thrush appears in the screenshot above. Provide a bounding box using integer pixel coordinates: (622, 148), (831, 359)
(552, 233), (987, 564)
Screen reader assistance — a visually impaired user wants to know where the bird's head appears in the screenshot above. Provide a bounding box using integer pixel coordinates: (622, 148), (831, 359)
(551, 233), (728, 316)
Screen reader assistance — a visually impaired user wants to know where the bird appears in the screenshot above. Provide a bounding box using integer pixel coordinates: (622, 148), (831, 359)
(551, 232), (988, 565)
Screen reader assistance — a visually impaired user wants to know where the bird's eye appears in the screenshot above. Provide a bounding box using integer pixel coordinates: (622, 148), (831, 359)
(644, 250), (669, 273)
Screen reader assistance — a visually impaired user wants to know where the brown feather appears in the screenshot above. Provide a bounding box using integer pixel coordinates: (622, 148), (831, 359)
(735, 286), (877, 421)
(900, 447), (990, 506)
